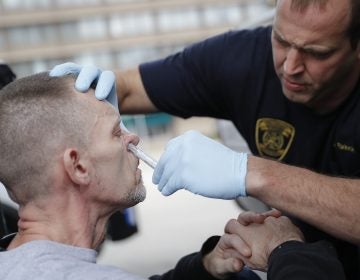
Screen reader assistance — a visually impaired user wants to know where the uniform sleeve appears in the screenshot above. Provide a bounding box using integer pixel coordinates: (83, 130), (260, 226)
(148, 252), (217, 280)
(148, 236), (221, 280)
(139, 27), (273, 121)
(268, 240), (346, 280)
(139, 33), (229, 119)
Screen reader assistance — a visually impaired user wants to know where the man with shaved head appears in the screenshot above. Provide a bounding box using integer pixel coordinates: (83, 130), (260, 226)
(0, 73), (229, 280)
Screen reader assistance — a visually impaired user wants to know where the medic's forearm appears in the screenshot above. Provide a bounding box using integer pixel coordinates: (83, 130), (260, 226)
(246, 155), (360, 244)
(114, 67), (159, 114)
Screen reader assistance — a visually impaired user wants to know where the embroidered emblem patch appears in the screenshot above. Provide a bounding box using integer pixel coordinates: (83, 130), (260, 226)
(256, 118), (295, 161)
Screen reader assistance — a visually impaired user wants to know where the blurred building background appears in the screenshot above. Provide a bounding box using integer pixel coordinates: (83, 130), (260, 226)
(1, 0), (274, 76)
(0, 0), (274, 139)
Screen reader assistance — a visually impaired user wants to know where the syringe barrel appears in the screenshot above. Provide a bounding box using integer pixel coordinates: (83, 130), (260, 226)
(128, 143), (157, 169)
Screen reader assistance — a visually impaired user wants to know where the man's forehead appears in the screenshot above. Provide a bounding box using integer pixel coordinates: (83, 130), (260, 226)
(274, 0), (350, 45)
(76, 91), (120, 125)
(77, 90), (112, 110)
(87, 107), (120, 140)
(93, 103), (119, 123)
(275, 0), (350, 21)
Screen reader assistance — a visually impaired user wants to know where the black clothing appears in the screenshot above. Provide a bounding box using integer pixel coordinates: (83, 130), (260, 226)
(151, 235), (260, 280)
(268, 240), (346, 280)
(151, 237), (345, 280)
(0, 233), (16, 252)
(149, 252), (218, 280)
(0, 64), (16, 90)
(140, 26), (360, 279)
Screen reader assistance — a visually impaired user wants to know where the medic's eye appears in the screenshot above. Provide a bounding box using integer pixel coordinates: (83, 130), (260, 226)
(304, 49), (334, 60)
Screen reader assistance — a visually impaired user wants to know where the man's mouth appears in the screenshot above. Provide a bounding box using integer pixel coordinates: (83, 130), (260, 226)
(283, 77), (307, 92)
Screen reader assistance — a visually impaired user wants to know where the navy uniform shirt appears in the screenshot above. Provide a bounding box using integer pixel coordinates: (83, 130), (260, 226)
(140, 26), (360, 279)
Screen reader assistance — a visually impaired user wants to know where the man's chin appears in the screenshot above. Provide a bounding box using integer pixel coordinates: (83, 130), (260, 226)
(130, 184), (147, 205)
(282, 86), (312, 105)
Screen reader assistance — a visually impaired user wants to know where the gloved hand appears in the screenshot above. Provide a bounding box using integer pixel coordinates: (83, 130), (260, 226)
(153, 130), (248, 199)
(49, 62), (117, 109)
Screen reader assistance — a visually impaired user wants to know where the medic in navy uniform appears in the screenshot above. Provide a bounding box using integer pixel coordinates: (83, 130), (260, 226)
(50, 0), (360, 279)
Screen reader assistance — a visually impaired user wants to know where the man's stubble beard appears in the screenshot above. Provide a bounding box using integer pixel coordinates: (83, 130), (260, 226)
(127, 179), (147, 205)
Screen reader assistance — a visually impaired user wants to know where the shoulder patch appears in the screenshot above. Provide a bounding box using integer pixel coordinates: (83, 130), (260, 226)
(256, 118), (295, 161)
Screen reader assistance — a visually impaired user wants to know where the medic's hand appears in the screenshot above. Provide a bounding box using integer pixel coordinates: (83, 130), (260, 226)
(225, 215), (304, 271)
(152, 130), (248, 199)
(49, 62), (118, 109)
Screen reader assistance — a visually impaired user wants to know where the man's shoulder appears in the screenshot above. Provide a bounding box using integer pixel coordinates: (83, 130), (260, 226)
(203, 25), (272, 46)
(223, 25), (272, 44)
(0, 240), (145, 280)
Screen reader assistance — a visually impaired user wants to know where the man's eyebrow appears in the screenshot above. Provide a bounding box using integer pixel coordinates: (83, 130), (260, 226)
(112, 117), (121, 131)
(273, 28), (337, 52)
(273, 29), (286, 41)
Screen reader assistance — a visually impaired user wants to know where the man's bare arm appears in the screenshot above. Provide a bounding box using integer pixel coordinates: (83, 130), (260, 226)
(246, 156), (360, 244)
(150, 130), (360, 244)
(115, 67), (159, 114)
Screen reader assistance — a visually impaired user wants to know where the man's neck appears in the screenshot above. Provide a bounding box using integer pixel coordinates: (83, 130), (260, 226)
(7, 196), (109, 251)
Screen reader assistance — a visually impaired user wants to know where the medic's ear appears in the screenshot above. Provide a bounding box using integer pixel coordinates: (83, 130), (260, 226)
(63, 148), (91, 186)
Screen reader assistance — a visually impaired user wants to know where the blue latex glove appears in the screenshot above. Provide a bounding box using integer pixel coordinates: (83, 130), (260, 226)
(153, 130), (248, 199)
(49, 62), (117, 109)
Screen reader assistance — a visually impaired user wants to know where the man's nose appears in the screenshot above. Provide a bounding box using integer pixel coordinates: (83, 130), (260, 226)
(283, 47), (304, 76)
(124, 131), (140, 147)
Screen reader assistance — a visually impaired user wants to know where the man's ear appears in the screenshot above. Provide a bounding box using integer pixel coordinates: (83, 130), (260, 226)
(63, 148), (91, 186)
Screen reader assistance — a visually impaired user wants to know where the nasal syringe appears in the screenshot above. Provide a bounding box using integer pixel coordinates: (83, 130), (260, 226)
(128, 143), (157, 169)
